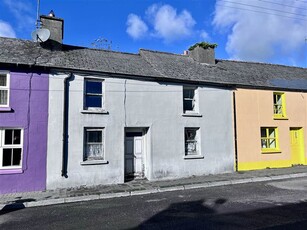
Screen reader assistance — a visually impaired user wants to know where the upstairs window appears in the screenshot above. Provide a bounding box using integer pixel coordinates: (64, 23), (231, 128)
(183, 86), (198, 113)
(84, 79), (104, 110)
(0, 72), (9, 107)
(84, 128), (104, 161)
(0, 129), (23, 169)
(260, 127), (280, 153)
(185, 128), (200, 156)
(273, 92), (286, 118)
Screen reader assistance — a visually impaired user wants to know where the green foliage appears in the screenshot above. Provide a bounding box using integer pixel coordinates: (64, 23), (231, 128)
(188, 42), (218, 51)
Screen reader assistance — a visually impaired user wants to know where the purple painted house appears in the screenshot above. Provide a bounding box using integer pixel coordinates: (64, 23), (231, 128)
(0, 70), (48, 193)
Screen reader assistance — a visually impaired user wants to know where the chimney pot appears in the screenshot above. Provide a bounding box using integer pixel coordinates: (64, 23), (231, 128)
(48, 10), (55, 17)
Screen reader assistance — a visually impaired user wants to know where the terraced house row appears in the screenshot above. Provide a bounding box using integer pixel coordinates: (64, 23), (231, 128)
(0, 14), (306, 194)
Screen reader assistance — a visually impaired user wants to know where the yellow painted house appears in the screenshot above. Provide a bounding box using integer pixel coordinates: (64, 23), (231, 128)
(235, 83), (307, 171)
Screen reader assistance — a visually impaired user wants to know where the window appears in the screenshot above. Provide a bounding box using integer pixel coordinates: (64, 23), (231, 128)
(0, 72), (9, 107)
(185, 128), (200, 155)
(84, 128), (104, 161)
(273, 92), (286, 118)
(183, 86), (198, 113)
(260, 127), (280, 152)
(84, 79), (103, 110)
(0, 129), (23, 169)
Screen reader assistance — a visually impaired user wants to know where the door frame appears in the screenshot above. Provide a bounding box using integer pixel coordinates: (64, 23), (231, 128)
(124, 127), (149, 180)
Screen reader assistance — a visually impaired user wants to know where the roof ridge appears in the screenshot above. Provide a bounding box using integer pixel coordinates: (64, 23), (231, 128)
(63, 44), (140, 56)
(139, 48), (186, 57)
(217, 59), (306, 70)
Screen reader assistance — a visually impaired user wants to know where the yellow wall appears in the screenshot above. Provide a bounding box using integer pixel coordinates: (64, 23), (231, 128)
(235, 89), (307, 170)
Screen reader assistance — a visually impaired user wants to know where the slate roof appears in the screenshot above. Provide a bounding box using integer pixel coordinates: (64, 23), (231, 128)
(139, 49), (307, 90)
(0, 37), (306, 90)
(0, 37), (162, 78)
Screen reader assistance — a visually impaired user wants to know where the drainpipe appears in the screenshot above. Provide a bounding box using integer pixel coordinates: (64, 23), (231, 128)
(233, 91), (238, 171)
(62, 73), (74, 177)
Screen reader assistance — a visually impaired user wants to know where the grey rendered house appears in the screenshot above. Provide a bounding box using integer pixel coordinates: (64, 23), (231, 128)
(46, 48), (235, 189)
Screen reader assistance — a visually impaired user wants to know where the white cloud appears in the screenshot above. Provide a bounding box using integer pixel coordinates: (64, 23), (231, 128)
(213, 0), (306, 64)
(0, 20), (16, 38)
(126, 14), (148, 39)
(126, 4), (196, 43)
(147, 4), (196, 42)
(200, 30), (210, 40)
(3, 0), (35, 30)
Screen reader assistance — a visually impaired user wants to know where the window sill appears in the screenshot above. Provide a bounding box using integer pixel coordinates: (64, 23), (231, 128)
(182, 113), (202, 117)
(273, 116), (288, 120)
(80, 160), (108, 165)
(0, 107), (12, 112)
(184, 155), (204, 159)
(81, 109), (109, 114)
(261, 149), (281, 154)
(0, 168), (23, 174)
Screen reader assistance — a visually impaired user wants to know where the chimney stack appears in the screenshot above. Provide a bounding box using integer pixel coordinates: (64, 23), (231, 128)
(189, 43), (216, 65)
(40, 11), (64, 49)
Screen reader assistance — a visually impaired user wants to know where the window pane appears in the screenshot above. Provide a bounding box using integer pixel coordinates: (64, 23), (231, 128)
(269, 129), (275, 138)
(276, 95), (282, 105)
(3, 149), (12, 166)
(86, 81), (102, 94)
(12, 149), (22, 166)
(261, 139), (267, 148)
(183, 89), (194, 99)
(186, 141), (197, 155)
(87, 131), (102, 143)
(184, 100), (193, 111)
(0, 90), (8, 105)
(86, 144), (103, 159)
(186, 130), (196, 140)
(269, 139), (276, 148)
(0, 74), (6, 86)
(4, 129), (13, 145)
(85, 95), (102, 108)
(13, 130), (21, 144)
(260, 128), (266, 138)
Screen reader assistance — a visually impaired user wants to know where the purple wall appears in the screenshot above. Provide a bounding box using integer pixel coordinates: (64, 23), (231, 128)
(0, 71), (48, 194)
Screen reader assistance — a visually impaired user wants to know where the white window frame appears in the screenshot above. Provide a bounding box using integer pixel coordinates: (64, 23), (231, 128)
(83, 128), (105, 162)
(183, 86), (198, 114)
(0, 128), (23, 169)
(184, 127), (200, 156)
(0, 72), (10, 107)
(83, 78), (104, 111)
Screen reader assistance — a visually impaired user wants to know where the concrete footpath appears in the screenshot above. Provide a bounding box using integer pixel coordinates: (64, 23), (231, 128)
(1, 166), (307, 210)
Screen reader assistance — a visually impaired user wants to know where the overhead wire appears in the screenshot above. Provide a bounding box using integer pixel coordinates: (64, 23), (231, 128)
(216, 3), (307, 21)
(258, 0), (307, 11)
(220, 0), (307, 17)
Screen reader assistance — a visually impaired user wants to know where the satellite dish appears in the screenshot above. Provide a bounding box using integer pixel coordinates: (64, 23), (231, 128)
(31, 28), (50, 42)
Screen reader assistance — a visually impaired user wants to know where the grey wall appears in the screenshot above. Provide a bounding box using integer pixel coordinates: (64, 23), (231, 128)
(47, 72), (234, 189)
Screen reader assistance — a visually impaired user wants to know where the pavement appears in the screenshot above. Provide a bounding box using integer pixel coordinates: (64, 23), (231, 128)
(1, 166), (307, 210)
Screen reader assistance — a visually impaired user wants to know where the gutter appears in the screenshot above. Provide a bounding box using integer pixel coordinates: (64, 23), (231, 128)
(62, 73), (74, 177)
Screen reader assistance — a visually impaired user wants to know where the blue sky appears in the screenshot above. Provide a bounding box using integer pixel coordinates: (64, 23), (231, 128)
(0, 0), (306, 67)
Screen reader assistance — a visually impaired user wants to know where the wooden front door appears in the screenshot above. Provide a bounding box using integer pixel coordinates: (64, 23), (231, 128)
(290, 128), (305, 165)
(125, 132), (144, 179)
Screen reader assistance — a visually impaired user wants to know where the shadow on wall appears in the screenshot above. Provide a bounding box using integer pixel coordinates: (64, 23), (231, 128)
(136, 199), (307, 230)
(0, 198), (36, 216)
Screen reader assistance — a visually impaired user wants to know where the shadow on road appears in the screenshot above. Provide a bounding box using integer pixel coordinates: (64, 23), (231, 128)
(137, 198), (307, 230)
(0, 198), (36, 215)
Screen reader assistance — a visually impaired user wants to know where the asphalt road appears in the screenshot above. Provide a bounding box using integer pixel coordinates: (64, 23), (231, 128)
(2, 178), (307, 229)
